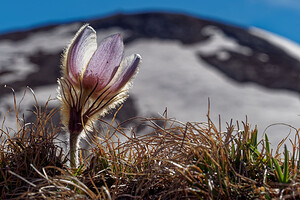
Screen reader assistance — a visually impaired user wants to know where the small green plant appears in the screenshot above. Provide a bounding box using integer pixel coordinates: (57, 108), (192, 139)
(272, 145), (290, 184)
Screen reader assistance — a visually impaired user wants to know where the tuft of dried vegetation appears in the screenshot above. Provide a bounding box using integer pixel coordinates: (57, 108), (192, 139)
(1, 91), (300, 199)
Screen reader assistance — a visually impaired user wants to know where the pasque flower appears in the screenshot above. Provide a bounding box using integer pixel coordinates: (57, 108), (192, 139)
(57, 24), (141, 167)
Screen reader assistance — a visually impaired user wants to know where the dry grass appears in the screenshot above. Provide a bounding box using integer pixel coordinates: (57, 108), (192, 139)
(1, 91), (300, 199)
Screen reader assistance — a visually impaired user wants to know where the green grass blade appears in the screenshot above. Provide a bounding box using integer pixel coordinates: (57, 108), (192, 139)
(230, 144), (235, 159)
(272, 157), (283, 183)
(251, 130), (258, 147)
(249, 145), (261, 157)
(283, 145), (290, 183)
(265, 134), (272, 168)
(74, 164), (84, 177)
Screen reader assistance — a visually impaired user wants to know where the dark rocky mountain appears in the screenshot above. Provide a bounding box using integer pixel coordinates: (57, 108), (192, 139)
(0, 12), (299, 143)
(1, 13), (300, 93)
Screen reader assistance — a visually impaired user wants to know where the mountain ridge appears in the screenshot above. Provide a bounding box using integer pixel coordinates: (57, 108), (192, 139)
(1, 12), (300, 93)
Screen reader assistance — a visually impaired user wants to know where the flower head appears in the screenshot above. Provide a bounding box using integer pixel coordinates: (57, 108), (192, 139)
(57, 24), (141, 167)
(58, 24), (141, 133)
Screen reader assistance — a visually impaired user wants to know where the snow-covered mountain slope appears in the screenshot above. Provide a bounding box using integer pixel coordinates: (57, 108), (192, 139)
(0, 13), (299, 146)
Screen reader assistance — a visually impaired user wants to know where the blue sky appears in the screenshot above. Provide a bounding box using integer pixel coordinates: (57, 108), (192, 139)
(2, 0), (300, 43)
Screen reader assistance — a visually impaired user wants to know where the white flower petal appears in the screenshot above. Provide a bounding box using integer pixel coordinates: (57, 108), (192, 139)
(65, 24), (97, 85)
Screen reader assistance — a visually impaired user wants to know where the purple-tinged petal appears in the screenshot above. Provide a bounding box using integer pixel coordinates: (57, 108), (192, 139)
(107, 54), (141, 94)
(66, 25), (97, 85)
(82, 34), (124, 91)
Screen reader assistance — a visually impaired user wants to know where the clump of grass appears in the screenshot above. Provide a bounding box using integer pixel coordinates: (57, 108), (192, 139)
(1, 90), (300, 199)
(0, 88), (68, 199)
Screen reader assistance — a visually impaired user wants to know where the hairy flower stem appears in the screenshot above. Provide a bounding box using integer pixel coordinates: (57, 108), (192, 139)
(68, 107), (85, 168)
(69, 131), (81, 168)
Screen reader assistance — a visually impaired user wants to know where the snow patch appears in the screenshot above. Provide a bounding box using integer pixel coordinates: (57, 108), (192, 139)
(0, 57), (39, 84)
(257, 53), (269, 62)
(216, 51), (230, 61)
(197, 26), (253, 57)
